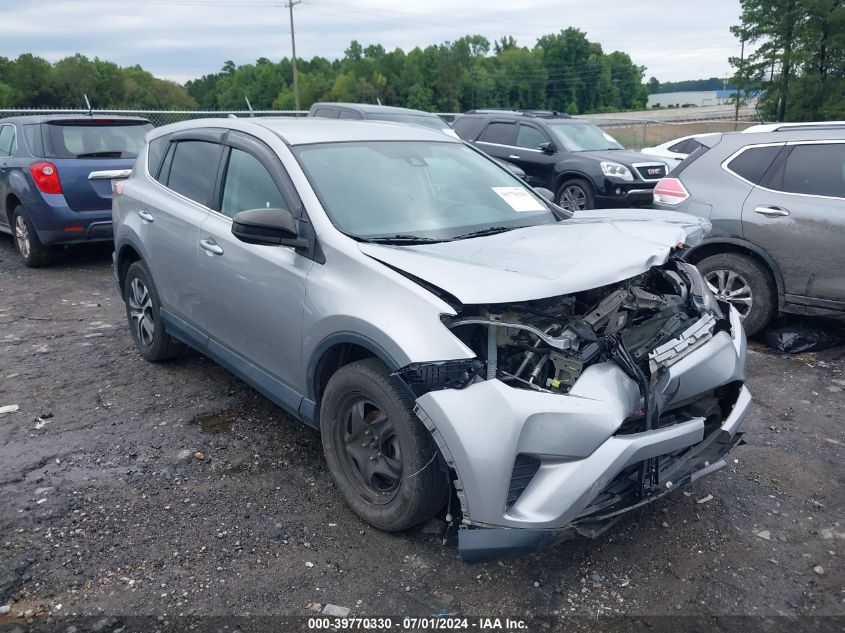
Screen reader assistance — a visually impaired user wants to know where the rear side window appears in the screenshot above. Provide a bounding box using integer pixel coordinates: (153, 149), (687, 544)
(726, 145), (782, 185)
(312, 107), (338, 118)
(452, 116), (484, 140)
(42, 120), (152, 159)
(480, 122), (517, 145)
(0, 125), (15, 157)
(166, 141), (223, 207)
(23, 124), (43, 156)
(338, 109), (363, 120)
(147, 136), (170, 179)
(220, 148), (287, 218)
(669, 139), (702, 154)
(776, 143), (845, 198)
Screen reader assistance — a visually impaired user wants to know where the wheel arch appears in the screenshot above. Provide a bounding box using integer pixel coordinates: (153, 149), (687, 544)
(5, 193), (22, 225)
(305, 332), (404, 425)
(115, 238), (146, 295)
(683, 237), (785, 308)
(553, 169), (595, 193)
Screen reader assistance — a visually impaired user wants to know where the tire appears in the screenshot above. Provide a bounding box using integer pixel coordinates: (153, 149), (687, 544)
(320, 358), (447, 532)
(696, 253), (776, 336)
(555, 178), (595, 211)
(123, 261), (182, 361)
(12, 206), (53, 267)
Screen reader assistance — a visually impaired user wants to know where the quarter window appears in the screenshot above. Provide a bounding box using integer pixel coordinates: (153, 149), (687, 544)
(0, 125), (15, 157)
(515, 125), (548, 150)
(726, 145), (782, 185)
(166, 141), (223, 206)
(480, 122), (517, 146)
(338, 109), (363, 120)
(776, 143), (845, 198)
(220, 148), (287, 218)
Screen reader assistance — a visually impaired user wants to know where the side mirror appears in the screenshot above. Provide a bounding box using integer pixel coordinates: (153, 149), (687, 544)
(231, 208), (309, 247)
(537, 141), (555, 155)
(533, 187), (573, 219)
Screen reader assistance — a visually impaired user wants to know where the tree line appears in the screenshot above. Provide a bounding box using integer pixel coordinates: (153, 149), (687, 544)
(733, 0), (845, 121)
(0, 54), (197, 109)
(186, 29), (648, 114)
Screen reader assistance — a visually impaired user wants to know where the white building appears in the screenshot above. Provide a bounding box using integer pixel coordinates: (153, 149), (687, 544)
(647, 90), (750, 109)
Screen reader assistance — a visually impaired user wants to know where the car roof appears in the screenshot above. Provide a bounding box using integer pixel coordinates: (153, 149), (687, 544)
(459, 110), (574, 123)
(0, 114), (150, 125)
(150, 117), (461, 146)
(742, 121), (845, 133)
(310, 102), (440, 118)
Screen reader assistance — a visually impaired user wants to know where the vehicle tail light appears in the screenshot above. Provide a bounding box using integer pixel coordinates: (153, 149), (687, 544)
(653, 177), (689, 205)
(30, 161), (63, 194)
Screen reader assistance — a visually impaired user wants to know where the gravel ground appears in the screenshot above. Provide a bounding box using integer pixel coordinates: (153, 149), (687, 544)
(0, 238), (842, 630)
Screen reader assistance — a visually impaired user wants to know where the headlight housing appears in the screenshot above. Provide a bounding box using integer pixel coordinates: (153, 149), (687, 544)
(600, 161), (634, 182)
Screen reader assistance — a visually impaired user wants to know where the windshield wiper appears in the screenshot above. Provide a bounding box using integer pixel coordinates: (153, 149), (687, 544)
(361, 234), (444, 245)
(451, 226), (515, 241)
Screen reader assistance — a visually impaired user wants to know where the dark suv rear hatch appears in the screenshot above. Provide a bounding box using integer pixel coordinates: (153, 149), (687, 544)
(35, 118), (151, 212)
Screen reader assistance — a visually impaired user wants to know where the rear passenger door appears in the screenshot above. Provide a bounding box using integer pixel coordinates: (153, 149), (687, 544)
(742, 141), (845, 304)
(475, 121), (517, 165)
(143, 129), (225, 328)
(198, 131), (313, 407)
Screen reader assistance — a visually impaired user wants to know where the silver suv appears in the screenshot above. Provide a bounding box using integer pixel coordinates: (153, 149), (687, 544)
(653, 126), (845, 335)
(110, 118), (750, 560)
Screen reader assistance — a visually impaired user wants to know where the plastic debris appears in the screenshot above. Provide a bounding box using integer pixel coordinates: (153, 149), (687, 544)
(0, 405), (19, 415)
(323, 604), (351, 617)
(696, 494), (713, 504)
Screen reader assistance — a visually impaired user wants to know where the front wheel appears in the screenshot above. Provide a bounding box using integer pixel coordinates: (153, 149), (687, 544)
(320, 358), (447, 532)
(555, 178), (595, 211)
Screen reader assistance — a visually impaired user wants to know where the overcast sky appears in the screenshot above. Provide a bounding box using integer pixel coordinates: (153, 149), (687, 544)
(1, 0), (744, 85)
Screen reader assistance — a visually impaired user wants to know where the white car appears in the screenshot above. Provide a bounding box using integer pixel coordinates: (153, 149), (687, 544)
(641, 133), (720, 170)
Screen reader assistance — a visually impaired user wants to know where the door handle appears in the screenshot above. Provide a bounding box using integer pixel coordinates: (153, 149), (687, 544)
(138, 209), (154, 222)
(200, 238), (224, 256)
(754, 206), (790, 217)
(508, 154), (521, 160)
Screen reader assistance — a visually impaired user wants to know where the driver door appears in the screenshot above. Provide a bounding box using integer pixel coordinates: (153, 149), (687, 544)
(197, 131), (314, 408)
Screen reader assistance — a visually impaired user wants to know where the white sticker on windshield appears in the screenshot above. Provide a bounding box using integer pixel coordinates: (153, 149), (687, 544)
(492, 187), (546, 212)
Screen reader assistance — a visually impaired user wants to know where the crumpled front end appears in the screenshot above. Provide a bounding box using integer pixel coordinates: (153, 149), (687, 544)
(403, 258), (750, 561)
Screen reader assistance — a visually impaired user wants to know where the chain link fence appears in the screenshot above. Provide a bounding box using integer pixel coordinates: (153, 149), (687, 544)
(0, 107), (760, 151)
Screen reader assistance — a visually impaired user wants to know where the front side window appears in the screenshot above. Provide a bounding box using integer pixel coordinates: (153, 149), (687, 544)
(313, 108), (338, 118)
(546, 123), (623, 152)
(166, 140), (223, 206)
(220, 148), (287, 218)
(0, 125), (15, 157)
(294, 141), (556, 241)
(777, 143), (845, 198)
(515, 124), (548, 150)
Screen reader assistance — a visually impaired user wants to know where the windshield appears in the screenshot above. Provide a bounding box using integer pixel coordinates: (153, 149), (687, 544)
(547, 123), (624, 152)
(294, 141), (556, 241)
(371, 113), (450, 131)
(42, 120), (152, 159)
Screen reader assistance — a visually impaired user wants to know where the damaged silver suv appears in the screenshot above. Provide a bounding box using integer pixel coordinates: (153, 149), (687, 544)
(110, 118), (750, 560)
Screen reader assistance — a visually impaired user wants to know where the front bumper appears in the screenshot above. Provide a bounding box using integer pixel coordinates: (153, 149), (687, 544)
(414, 306), (749, 560)
(596, 182), (656, 207)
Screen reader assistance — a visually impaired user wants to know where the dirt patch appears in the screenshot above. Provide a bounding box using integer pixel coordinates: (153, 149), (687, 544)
(0, 237), (842, 624)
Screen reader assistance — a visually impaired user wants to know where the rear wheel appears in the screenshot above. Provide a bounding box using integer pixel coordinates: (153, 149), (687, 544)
(696, 253), (776, 336)
(12, 206), (53, 267)
(123, 261), (182, 361)
(555, 178), (595, 211)
(320, 358), (447, 532)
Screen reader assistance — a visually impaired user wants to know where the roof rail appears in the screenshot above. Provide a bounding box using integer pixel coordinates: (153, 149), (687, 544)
(463, 108), (572, 119)
(743, 121), (845, 133)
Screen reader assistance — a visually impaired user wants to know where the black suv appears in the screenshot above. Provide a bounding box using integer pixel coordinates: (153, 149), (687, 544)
(452, 110), (669, 211)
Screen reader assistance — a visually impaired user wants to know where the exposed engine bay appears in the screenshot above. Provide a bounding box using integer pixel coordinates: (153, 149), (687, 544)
(398, 258), (730, 404)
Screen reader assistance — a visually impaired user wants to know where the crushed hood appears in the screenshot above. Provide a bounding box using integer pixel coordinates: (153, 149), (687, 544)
(360, 209), (710, 304)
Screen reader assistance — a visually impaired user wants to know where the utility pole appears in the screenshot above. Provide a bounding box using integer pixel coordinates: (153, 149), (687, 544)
(286, 0), (302, 113)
